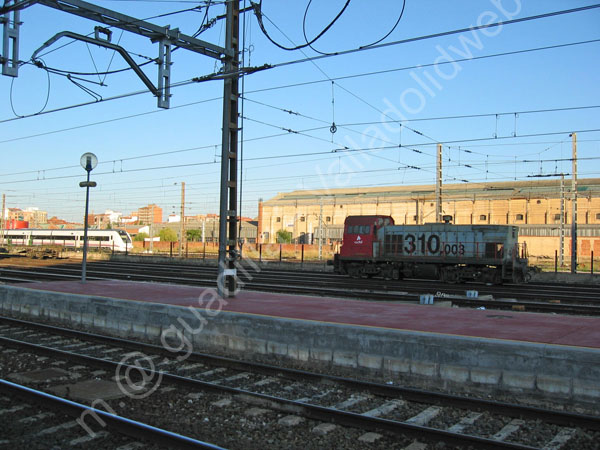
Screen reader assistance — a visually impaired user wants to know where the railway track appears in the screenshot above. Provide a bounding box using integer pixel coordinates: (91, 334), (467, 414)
(0, 380), (220, 449)
(1, 316), (599, 449)
(1, 259), (600, 315)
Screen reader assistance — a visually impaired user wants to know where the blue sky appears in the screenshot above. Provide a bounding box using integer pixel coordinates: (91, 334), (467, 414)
(1, 0), (599, 222)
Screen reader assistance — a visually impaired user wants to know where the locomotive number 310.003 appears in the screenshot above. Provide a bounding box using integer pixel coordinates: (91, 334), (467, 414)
(393, 233), (465, 255)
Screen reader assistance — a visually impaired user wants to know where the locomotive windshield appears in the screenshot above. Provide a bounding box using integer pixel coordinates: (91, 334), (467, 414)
(118, 230), (132, 243)
(347, 225), (371, 234)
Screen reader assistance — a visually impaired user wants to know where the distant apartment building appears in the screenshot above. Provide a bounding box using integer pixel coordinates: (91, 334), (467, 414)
(89, 210), (123, 228)
(6, 207), (48, 228)
(137, 204), (163, 224)
(119, 215), (139, 225)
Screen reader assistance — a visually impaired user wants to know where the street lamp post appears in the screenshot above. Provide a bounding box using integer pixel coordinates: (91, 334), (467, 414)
(79, 152), (98, 283)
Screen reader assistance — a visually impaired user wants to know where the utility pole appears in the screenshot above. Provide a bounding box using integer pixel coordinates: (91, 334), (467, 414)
(179, 182), (185, 257)
(571, 133), (578, 273)
(559, 174), (565, 267)
(149, 205), (154, 253)
(1, 193), (5, 241)
(318, 199), (323, 260)
(436, 143), (442, 222)
(217, 0), (240, 298)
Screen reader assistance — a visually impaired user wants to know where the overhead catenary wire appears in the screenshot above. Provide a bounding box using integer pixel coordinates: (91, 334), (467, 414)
(3, 33), (596, 126)
(252, 0), (351, 52)
(269, 3), (600, 70)
(247, 38), (600, 94)
(10, 158), (600, 215)
(301, 0), (407, 55)
(248, 3), (443, 146)
(2, 127), (599, 184)
(2, 3), (597, 126)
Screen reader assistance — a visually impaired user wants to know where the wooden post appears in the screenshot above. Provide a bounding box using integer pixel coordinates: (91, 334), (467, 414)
(259, 243), (262, 263)
(592, 250), (594, 275)
(279, 244), (282, 262)
(301, 244), (304, 267)
(555, 250), (558, 273)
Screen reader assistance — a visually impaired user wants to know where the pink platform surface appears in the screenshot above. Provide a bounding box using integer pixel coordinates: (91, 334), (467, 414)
(14, 279), (600, 349)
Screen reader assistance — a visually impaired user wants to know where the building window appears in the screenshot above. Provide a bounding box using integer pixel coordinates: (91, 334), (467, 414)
(276, 217), (281, 223)
(413, 215), (418, 221)
(479, 215), (487, 221)
(515, 214), (524, 221)
(596, 213), (600, 220)
(299, 216), (305, 222)
(326, 216), (331, 222)
(554, 214), (561, 221)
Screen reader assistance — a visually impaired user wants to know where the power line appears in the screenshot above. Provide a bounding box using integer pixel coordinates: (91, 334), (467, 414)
(248, 5), (442, 146)
(332, 105), (600, 127)
(242, 95), (600, 153)
(0, 96), (221, 145)
(253, 0), (351, 52)
(247, 39), (600, 94)
(268, 4), (600, 70)
(3, 37), (595, 128)
(3, 128), (599, 185)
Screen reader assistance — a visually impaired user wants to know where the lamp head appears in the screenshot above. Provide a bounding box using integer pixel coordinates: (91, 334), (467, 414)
(80, 152), (98, 172)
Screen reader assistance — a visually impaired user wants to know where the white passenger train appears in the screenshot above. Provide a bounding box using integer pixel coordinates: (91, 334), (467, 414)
(0, 229), (132, 252)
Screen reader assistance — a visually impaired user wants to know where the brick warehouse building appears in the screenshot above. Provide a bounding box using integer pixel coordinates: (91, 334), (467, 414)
(257, 178), (600, 261)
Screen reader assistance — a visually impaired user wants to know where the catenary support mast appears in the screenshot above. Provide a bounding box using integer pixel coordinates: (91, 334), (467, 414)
(217, 0), (240, 298)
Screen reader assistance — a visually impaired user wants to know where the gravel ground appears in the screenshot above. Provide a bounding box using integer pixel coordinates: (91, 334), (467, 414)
(2, 313), (599, 450)
(0, 342), (450, 449)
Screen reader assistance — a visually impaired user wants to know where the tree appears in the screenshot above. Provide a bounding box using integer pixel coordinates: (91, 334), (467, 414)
(159, 228), (178, 242)
(133, 232), (149, 242)
(276, 229), (292, 244)
(186, 229), (202, 242)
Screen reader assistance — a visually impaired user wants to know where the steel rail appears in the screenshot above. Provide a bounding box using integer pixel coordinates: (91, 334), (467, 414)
(2, 263), (600, 314)
(2, 316), (599, 432)
(0, 379), (226, 449)
(0, 334), (539, 449)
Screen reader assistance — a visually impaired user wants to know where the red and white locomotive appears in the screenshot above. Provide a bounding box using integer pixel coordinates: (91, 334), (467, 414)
(333, 215), (529, 284)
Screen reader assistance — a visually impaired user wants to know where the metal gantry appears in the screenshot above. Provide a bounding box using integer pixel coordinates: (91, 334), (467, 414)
(1, 0), (231, 108)
(1, 0), (242, 295)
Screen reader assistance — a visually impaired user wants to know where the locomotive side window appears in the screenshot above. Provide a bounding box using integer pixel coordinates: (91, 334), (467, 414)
(485, 243), (503, 258)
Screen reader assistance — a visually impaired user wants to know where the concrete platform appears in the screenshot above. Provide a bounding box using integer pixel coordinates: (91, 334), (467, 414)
(1, 280), (599, 407)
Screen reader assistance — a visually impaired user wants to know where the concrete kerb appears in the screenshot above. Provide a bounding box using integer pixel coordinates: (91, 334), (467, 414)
(1, 284), (600, 408)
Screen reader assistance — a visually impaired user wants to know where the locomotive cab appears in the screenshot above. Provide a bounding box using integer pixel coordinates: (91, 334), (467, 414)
(334, 215), (394, 277)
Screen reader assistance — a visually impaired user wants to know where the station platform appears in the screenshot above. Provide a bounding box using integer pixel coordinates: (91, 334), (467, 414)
(1, 280), (599, 407)
(9, 279), (600, 350)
